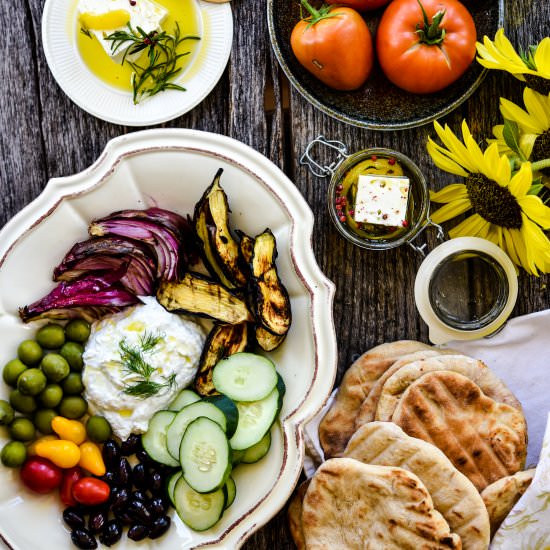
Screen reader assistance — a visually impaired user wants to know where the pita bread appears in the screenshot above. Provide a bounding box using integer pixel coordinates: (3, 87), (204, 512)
(481, 469), (535, 535)
(287, 479), (310, 550)
(301, 458), (462, 550)
(344, 422), (490, 549)
(355, 349), (454, 429)
(318, 340), (432, 458)
(392, 371), (527, 491)
(376, 354), (521, 422)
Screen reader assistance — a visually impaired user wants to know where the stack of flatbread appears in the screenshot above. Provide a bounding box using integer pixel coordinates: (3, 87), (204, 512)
(289, 341), (533, 549)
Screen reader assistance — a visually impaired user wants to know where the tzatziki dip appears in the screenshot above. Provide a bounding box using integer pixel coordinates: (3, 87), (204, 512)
(82, 296), (205, 439)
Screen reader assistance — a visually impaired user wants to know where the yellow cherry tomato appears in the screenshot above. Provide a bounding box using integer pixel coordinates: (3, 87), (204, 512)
(35, 439), (80, 468)
(27, 435), (58, 455)
(51, 416), (86, 445)
(79, 441), (106, 476)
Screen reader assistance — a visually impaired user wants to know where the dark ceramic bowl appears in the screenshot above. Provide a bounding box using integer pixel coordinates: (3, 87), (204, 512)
(267, 0), (505, 130)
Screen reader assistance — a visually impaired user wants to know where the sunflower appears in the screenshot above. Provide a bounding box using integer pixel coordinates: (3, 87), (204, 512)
(476, 29), (550, 96)
(490, 88), (550, 164)
(427, 120), (550, 275)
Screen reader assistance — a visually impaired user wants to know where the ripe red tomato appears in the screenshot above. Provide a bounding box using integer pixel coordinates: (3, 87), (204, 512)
(72, 477), (110, 506)
(60, 467), (83, 506)
(376, 0), (477, 93)
(20, 457), (63, 494)
(291, 2), (374, 91)
(327, 0), (391, 11)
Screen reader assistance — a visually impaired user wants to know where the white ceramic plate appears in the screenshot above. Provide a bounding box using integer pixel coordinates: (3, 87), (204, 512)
(42, 1), (232, 126)
(0, 129), (337, 549)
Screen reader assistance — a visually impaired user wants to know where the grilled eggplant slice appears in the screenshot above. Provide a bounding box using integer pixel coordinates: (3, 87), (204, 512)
(255, 326), (286, 352)
(251, 230), (291, 336)
(194, 323), (249, 397)
(194, 169), (248, 289)
(157, 272), (253, 324)
(236, 230), (254, 265)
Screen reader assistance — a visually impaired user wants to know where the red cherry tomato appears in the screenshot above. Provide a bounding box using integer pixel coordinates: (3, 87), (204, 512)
(60, 467), (83, 506)
(20, 457), (63, 494)
(72, 477), (110, 506)
(327, 0), (391, 11)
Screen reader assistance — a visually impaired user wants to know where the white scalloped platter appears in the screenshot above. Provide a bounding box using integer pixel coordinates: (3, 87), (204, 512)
(0, 130), (337, 549)
(42, 0), (232, 126)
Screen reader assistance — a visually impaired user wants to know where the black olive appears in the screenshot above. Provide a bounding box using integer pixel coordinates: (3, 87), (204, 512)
(132, 463), (148, 490)
(127, 524), (150, 541)
(117, 457), (132, 486)
(109, 486), (129, 512)
(63, 507), (86, 530)
(127, 498), (152, 524)
(113, 508), (133, 526)
(70, 528), (98, 550)
(88, 508), (108, 534)
(102, 440), (120, 469)
(149, 496), (168, 517)
(100, 471), (117, 486)
(98, 520), (123, 547)
(120, 433), (142, 456)
(132, 490), (148, 501)
(147, 471), (163, 494)
(148, 516), (171, 539)
(136, 449), (153, 464)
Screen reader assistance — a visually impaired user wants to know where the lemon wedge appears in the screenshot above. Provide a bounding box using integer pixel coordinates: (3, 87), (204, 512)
(79, 10), (131, 31)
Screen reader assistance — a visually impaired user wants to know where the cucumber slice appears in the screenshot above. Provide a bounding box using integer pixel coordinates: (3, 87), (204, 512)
(204, 394), (239, 438)
(212, 352), (277, 402)
(223, 476), (236, 509)
(231, 448), (245, 466)
(241, 431), (271, 464)
(173, 476), (226, 531)
(141, 410), (179, 467)
(168, 389), (201, 411)
(167, 471), (183, 506)
(167, 401), (227, 460)
(229, 386), (280, 450)
(180, 417), (231, 493)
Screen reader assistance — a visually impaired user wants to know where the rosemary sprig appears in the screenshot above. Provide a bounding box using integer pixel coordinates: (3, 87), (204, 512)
(80, 26), (93, 39)
(118, 331), (175, 398)
(104, 23), (200, 104)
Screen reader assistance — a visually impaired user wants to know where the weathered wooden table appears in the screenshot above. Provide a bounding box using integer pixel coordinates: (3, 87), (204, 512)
(1, 0), (549, 547)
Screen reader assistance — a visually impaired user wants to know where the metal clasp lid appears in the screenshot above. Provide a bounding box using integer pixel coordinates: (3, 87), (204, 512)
(408, 218), (445, 256)
(300, 136), (350, 178)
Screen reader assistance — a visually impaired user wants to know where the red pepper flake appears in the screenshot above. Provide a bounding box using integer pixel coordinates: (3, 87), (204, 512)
(339, 215), (347, 223)
(388, 157), (396, 165)
(358, 223), (364, 229)
(129, 0), (137, 5)
(336, 184), (343, 192)
(402, 220), (409, 227)
(340, 198), (347, 206)
(371, 155), (377, 161)
(382, 214), (388, 220)
(348, 209), (355, 216)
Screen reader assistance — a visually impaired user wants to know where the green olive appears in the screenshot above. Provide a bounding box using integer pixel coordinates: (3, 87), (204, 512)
(65, 320), (91, 343)
(1, 441), (27, 468)
(34, 408), (57, 435)
(39, 384), (64, 408)
(62, 373), (84, 395)
(17, 340), (43, 366)
(58, 396), (88, 419)
(9, 389), (37, 414)
(3, 359), (28, 387)
(36, 323), (66, 349)
(0, 400), (15, 425)
(59, 342), (84, 372)
(17, 368), (47, 396)
(9, 417), (36, 442)
(40, 354), (70, 382)
(86, 415), (112, 443)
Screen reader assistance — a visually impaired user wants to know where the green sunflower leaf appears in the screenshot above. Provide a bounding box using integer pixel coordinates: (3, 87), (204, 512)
(502, 119), (524, 159)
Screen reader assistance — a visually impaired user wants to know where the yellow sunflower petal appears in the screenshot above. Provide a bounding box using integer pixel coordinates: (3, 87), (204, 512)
(502, 228), (521, 266)
(430, 198), (472, 224)
(427, 138), (469, 176)
(494, 29), (525, 63)
(520, 217), (550, 275)
(461, 121), (486, 170)
(509, 227), (531, 271)
(533, 37), (550, 75)
(518, 195), (550, 229)
(508, 161), (532, 198)
(523, 88), (550, 130)
(429, 184), (469, 203)
(519, 133), (537, 159)
(447, 213), (488, 238)
(476, 31), (528, 74)
(437, 122), (477, 172)
(482, 143), (510, 186)
(500, 97), (543, 134)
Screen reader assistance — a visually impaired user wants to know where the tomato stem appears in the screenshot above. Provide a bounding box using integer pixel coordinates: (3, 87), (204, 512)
(299, 0), (341, 26)
(300, 0), (320, 18)
(415, 0), (446, 46)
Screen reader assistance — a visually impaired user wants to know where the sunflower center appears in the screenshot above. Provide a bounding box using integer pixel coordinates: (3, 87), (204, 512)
(532, 128), (550, 162)
(465, 173), (522, 229)
(523, 74), (550, 96)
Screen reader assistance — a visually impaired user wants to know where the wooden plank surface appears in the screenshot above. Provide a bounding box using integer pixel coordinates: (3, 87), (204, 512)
(0, 0), (549, 548)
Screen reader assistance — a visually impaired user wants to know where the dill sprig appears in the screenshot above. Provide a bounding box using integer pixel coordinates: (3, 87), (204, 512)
(104, 23), (200, 105)
(118, 331), (175, 398)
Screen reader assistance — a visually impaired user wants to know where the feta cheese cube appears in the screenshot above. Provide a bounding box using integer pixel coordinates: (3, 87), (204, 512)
(78, 0), (168, 61)
(353, 174), (410, 227)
